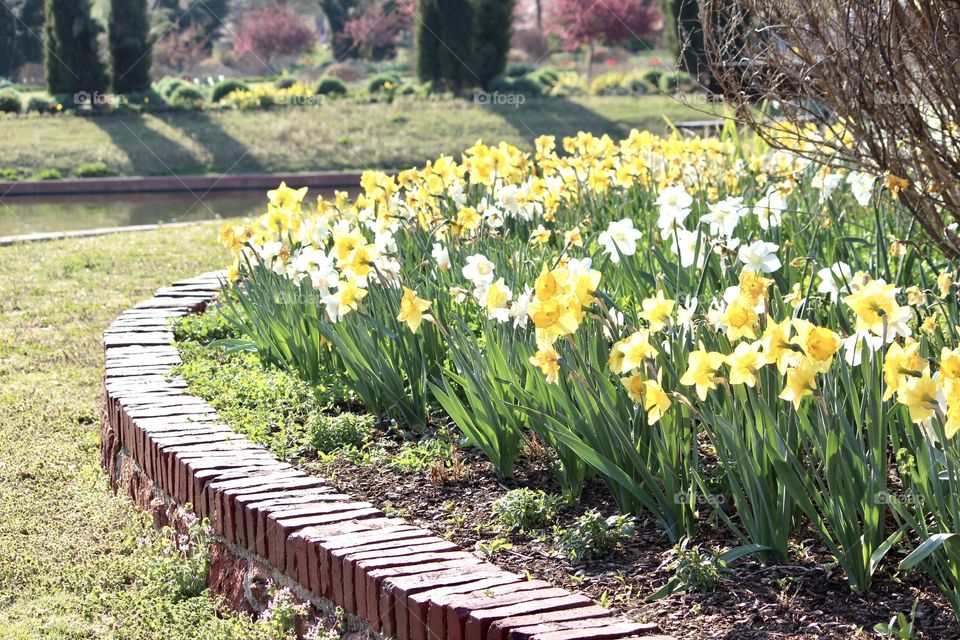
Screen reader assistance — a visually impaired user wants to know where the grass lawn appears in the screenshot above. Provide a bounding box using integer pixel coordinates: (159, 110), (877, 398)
(0, 95), (717, 178)
(0, 222), (272, 639)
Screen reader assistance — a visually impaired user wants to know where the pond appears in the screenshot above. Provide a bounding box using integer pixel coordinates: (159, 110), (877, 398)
(0, 188), (341, 238)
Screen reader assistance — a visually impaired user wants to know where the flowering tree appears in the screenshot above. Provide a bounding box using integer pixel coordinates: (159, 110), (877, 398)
(342, 0), (412, 60)
(234, 6), (317, 67)
(547, 0), (661, 80)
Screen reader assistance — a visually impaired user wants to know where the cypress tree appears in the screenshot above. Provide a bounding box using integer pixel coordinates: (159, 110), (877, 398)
(109, 0), (152, 93)
(17, 0), (46, 66)
(44, 0), (108, 96)
(415, 0), (443, 85)
(0, 2), (19, 76)
(472, 0), (514, 90)
(416, 0), (475, 92)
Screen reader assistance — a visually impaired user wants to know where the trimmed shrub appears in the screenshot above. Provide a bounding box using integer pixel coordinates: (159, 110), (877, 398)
(505, 63), (535, 78)
(315, 76), (348, 96)
(490, 75), (541, 97)
(170, 84), (205, 106)
(274, 76), (297, 89)
(641, 69), (664, 91)
(210, 79), (249, 103)
(25, 95), (54, 113)
(367, 73), (400, 93)
(34, 168), (63, 180)
(659, 70), (692, 93)
(0, 89), (21, 113)
(74, 162), (119, 178)
(156, 76), (188, 98)
(529, 67), (561, 90)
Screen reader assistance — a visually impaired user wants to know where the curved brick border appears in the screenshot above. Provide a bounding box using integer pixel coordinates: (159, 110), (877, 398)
(100, 272), (674, 640)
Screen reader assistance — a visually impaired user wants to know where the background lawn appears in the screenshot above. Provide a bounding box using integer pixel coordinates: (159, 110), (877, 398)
(0, 95), (718, 179)
(0, 222), (273, 639)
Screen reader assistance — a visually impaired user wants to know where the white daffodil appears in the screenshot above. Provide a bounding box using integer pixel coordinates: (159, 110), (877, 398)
(753, 188), (786, 230)
(702, 196), (747, 238)
(599, 218), (642, 263)
(739, 240), (781, 273)
(462, 253), (496, 287)
(675, 227), (706, 269)
(847, 171), (876, 207)
(816, 261), (853, 301)
(431, 243), (451, 272)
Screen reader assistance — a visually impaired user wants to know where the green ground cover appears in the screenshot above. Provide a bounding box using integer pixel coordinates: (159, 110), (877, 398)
(0, 222), (282, 639)
(0, 95), (715, 179)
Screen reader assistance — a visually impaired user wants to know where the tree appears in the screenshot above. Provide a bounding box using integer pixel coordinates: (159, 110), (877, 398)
(472, 0), (515, 89)
(0, 2), (18, 76)
(109, 0), (152, 93)
(320, 0), (362, 58)
(660, 0), (702, 74)
(17, 0), (45, 65)
(44, 0), (108, 96)
(416, 0), (475, 91)
(701, 0), (960, 257)
(342, 0), (411, 60)
(234, 6), (317, 68)
(547, 0), (661, 81)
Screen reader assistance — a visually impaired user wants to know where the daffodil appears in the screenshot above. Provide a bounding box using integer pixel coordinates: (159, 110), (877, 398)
(615, 330), (660, 374)
(723, 298), (759, 342)
(882, 339), (923, 400)
(843, 279), (900, 336)
(680, 348), (727, 401)
(779, 358), (819, 410)
(397, 287), (432, 333)
(529, 346), (561, 384)
(761, 317), (799, 373)
(727, 341), (764, 387)
(643, 379), (672, 425)
(621, 372), (645, 404)
(897, 369), (940, 424)
(484, 278), (512, 323)
(640, 290), (675, 332)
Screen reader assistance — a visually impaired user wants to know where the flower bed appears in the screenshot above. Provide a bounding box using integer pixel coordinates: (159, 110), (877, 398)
(209, 130), (960, 637)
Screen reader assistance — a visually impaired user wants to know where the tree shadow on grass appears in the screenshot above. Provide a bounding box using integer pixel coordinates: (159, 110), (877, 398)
(479, 96), (633, 144)
(161, 110), (267, 175)
(88, 110), (265, 178)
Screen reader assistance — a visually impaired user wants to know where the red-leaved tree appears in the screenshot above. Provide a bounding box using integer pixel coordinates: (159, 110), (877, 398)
(234, 6), (317, 68)
(342, 0), (412, 60)
(548, 0), (661, 80)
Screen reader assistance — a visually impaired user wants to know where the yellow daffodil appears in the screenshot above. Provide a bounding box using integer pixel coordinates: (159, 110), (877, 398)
(640, 290), (675, 332)
(680, 348), (727, 401)
(724, 298), (759, 342)
(397, 287), (432, 333)
(793, 320), (840, 372)
(738, 271), (773, 307)
(844, 279), (899, 335)
(643, 379), (672, 425)
(529, 346), (561, 384)
(897, 368), (939, 424)
(761, 317), (799, 373)
(615, 330), (660, 374)
(882, 339), (923, 400)
(530, 225), (552, 245)
(621, 372), (645, 404)
(779, 358), (819, 410)
(937, 272), (953, 298)
(727, 341), (764, 387)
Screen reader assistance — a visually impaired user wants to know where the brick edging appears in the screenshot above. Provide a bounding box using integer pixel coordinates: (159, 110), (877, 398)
(100, 272), (672, 640)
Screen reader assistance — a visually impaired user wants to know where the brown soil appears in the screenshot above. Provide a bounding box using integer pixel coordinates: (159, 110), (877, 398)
(294, 426), (960, 640)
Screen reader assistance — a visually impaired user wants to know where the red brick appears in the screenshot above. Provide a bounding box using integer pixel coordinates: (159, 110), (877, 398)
(527, 621), (658, 640)
(428, 581), (552, 640)
(459, 593), (591, 640)
(487, 606), (613, 640)
(267, 506), (381, 569)
(318, 526), (428, 598)
(391, 570), (521, 640)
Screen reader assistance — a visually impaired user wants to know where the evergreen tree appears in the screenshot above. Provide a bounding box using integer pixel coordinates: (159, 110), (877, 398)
(44, 0), (108, 96)
(416, 0), (475, 92)
(17, 0), (45, 65)
(661, 0), (706, 77)
(472, 0), (514, 90)
(0, 2), (19, 76)
(109, 0), (152, 93)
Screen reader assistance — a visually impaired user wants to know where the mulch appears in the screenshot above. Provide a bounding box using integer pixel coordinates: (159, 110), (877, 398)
(294, 424), (960, 640)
